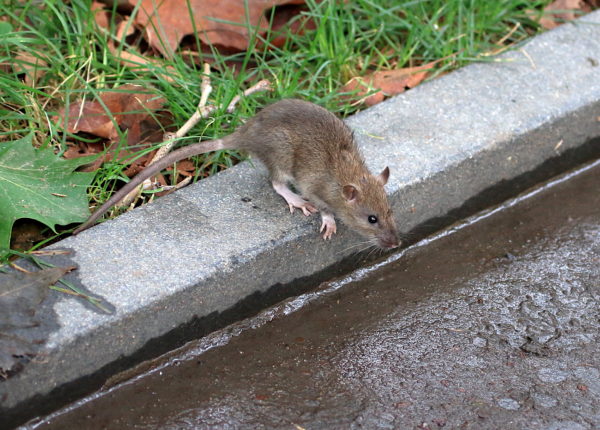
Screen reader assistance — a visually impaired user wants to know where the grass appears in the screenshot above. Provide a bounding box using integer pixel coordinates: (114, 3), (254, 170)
(0, 0), (553, 261)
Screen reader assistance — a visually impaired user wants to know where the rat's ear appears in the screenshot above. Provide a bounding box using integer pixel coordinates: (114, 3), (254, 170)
(342, 184), (359, 202)
(377, 166), (390, 185)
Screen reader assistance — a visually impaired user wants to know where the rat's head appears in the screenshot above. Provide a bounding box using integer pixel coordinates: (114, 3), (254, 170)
(339, 166), (400, 250)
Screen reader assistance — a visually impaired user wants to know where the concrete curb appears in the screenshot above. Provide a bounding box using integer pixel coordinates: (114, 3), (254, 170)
(3, 11), (600, 427)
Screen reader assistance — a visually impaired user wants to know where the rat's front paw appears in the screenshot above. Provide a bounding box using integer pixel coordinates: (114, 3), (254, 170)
(320, 213), (337, 240)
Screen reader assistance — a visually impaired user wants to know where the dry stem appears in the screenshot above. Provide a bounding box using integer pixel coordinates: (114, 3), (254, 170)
(116, 67), (272, 208)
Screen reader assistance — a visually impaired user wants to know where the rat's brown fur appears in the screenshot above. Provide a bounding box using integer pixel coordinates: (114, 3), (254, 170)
(74, 99), (399, 249)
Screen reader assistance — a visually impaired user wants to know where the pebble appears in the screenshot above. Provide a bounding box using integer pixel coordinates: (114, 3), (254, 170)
(537, 368), (568, 383)
(531, 393), (558, 408)
(472, 336), (487, 347)
(497, 398), (520, 410)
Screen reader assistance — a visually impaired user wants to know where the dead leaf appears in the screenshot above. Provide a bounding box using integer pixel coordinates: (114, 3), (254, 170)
(266, 4), (316, 48)
(108, 42), (178, 83)
(14, 52), (47, 86)
(92, 0), (111, 30)
(9, 220), (47, 253)
(64, 141), (155, 177)
(115, 15), (136, 40)
(62, 109), (174, 178)
(123, 149), (158, 177)
(539, 0), (591, 29)
(92, 5), (181, 80)
(63, 140), (104, 160)
(173, 159), (196, 177)
(343, 63), (434, 107)
(0, 266), (73, 379)
(56, 84), (166, 144)
(129, 0), (306, 57)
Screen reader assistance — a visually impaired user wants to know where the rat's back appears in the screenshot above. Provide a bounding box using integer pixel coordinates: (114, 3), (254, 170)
(237, 99), (356, 181)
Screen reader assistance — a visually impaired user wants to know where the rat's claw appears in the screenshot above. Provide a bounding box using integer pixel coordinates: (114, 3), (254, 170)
(301, 202), (318, 216)
(273, 182), (317, 216)
(320, 213), (336, 240)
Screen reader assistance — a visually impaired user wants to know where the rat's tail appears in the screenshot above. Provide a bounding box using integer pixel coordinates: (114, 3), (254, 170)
(73, 137), (232, 234)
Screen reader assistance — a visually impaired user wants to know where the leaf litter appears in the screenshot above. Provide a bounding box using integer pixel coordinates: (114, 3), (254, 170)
(342, 62), (434, 107)
(129, 0), (307, 57)
(538, 0), (599, 29)
(56, 84), (166, 144)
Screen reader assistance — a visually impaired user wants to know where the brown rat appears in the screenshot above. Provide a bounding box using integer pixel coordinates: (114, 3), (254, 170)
(73, 99), (400, 249)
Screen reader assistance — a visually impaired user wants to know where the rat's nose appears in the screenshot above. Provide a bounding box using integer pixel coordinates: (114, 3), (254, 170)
(379, 236), (400, 249)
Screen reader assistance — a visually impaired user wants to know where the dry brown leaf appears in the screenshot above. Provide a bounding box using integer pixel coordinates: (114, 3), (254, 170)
(56, 84), (166, 144)
(174, 159), (196, 177)
(62, 141), (104, 161)
(90, 3), (178, 79)
(108, 42), (178, 83)
(10, 220), (46, 252)
(266, 4), (315, 48)
(343, 63), (434, 107)
(13, 52), (47, 86)
(539, 0), (590, 29)
(61, 106), (174, 180)
(91, 0), (111, 30)
(66, 142), (156, 177)
(115, 16), (136, 40)
(94, 8), (173, 79)
(129, 0), (306, 57)
(62, 140), (110, 173)
(123, 149), (158, 177)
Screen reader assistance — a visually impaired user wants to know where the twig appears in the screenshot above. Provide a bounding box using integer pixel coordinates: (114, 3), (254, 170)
(479, 22), (522, 58)
(115, 71), (272, 209)
(519, 48), (536, 69)
(30, 249), (72, 256)
(9, 263), (30, 273)
(496, 22), (520, 46)
(161, 176), (193, 196)
(154, 63), (213, 159)
(119, 63), (213, 208)
(227, 79), (272, 113)
(119, 175), (158, 210)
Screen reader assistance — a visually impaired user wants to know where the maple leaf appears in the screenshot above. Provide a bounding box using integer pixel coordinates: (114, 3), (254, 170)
(0, 134), (96, 255)
(129, 0), (306, 57)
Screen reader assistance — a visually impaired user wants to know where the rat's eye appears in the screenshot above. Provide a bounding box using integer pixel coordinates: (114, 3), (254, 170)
(368, 215), (378, 224)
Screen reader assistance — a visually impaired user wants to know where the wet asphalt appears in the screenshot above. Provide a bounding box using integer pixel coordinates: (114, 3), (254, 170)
(25, 159), (600, 430)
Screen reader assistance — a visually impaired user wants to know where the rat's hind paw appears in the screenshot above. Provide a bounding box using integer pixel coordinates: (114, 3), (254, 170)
(272, 181), (318, 216)
(292, 200), (318, 216)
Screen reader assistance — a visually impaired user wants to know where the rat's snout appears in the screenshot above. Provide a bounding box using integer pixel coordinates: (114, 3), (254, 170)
(378, 232), (401, 249)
